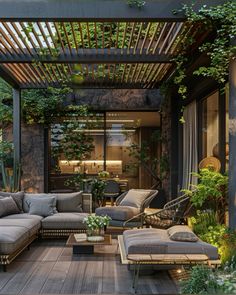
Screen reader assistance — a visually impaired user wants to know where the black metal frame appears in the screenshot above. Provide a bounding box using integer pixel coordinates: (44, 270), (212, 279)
(0, 0), (224, 22)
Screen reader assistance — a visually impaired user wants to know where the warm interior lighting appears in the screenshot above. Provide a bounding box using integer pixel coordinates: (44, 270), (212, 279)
(60, 160), (122, 165)
(73, 129), (136, 133)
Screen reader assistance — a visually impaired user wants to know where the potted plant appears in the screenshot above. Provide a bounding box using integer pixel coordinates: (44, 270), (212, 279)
(90, 178), (106, 210)
(98, 170), (110, 178)
(83, 214), (111, 242)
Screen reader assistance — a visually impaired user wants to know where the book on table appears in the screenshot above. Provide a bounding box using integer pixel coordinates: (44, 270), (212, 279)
(74, 233), (87, 242)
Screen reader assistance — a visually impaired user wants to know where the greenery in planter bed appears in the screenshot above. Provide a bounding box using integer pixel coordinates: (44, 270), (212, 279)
(181, 264), (236, 294)
(183, 168), (228, 224)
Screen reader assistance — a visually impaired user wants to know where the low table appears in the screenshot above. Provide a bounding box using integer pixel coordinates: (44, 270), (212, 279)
(66, 234), (112, 254)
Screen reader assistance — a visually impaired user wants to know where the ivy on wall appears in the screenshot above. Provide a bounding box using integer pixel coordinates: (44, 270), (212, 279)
(166, 1), (236, 106)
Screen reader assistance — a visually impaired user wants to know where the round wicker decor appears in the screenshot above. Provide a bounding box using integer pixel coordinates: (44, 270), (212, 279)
(199, 156), (221, 172)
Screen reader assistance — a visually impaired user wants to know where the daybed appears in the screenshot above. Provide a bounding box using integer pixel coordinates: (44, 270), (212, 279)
(0, 191), (92, 271)
(118, 226), (220, 292)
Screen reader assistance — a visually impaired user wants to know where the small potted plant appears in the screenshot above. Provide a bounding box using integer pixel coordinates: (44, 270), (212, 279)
(98, 170), (110, 178)
(83, 214), (111, 242)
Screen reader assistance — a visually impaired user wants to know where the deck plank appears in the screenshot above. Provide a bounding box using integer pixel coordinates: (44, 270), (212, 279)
(0, 239), (179, 294)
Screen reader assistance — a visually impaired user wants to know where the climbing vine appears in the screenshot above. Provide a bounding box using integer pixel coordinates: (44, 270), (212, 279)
(161, 0), (236, 116)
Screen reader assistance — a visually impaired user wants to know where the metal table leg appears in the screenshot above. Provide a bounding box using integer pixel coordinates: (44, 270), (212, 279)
(132, 263), (140, 293)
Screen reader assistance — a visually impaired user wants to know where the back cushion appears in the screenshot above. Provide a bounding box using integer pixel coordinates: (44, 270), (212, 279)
(119, 189), (152, 208)
(23, 193), (57, 213)
(0, 191), (24, 212)
(53, 191), (83, 212)
(27, 197), (56, 217)
(0, 196), (20, 217)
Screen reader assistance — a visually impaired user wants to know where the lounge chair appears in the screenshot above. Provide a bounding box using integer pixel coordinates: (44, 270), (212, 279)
(123, 193), (190, 229)
(118, 225), (220, 292)
(95, 189), (158, 228)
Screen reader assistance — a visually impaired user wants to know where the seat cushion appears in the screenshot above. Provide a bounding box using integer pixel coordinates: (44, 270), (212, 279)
(123, 228), (219, 260)
(53, 191), (83, 212)
(0, 196), (20, 217)
(95, 206), (140, 221)
(41, 212), (88, 229)
(3, 213), (43, 221)
(0, 226), (29, 254)
(0, 218), (41, 236)
(119, 189), (152, 208)
(0, 191), (24, 212)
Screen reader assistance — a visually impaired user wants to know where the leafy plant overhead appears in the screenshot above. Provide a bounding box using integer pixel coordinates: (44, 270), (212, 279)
(166, 1), (236, 104)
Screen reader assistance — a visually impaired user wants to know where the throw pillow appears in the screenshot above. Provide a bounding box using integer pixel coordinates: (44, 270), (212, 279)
(0, 196), (20, 217)
(27, 197), (56, 217)
(0, 191), (24, 212)
(54, 191), (83, 212)
(119, 189), (152, 208)
(23, 193), (58, 213)
(167, 225), (199, 242)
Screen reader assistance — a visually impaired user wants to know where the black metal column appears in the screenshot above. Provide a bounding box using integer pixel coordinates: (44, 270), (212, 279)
(13, 88), (21, 170)
(228, 47), (236, 229)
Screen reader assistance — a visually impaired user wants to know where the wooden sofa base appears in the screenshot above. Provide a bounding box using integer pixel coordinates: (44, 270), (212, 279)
(0, 234), (37, 272)
(40, 228), (87, 238)
(118, 235), (221, 293)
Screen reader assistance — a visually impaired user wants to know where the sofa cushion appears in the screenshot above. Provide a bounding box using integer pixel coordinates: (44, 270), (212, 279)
(167, 225), (199, 242)
(0, 196), (20, 217)
(41, 212), (88, 229)
(0, 191), (24, 212)
(27, 197), (56, 217)
(119, 189), (152, 208)
(3, 213), (43, 221)
(123, 228), (218, 260)
(0, 225), (29, 254)
(95, 206), (140, 221)
(53, 191), (83, 212)
(23, 193), (58, 213)
(0, 218), (40, 236)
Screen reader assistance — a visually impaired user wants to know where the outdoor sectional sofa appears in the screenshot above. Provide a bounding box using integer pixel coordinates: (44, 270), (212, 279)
(0, 191), (91, 271)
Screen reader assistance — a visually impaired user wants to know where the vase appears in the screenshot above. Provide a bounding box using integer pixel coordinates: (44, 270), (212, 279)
(87, 227), (105, 242)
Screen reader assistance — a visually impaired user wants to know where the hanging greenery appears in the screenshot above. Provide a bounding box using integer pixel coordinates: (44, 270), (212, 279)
(166, 1), (236, 105)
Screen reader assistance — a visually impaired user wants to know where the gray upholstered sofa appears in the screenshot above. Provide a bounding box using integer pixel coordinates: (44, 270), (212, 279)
(0, 191), (92, 271)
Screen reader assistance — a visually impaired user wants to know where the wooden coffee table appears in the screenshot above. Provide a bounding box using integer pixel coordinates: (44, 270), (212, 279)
(66, 234), (112, 254)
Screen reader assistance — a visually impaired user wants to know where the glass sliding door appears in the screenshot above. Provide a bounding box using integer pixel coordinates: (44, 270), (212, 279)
(106, 112), (160, 189)
(48, 111), (161, 192)
(200, 91), (219, 159)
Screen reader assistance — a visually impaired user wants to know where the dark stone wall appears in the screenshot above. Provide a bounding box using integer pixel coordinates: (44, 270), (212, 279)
(66, 88), (162, 110)
(160, 95), (171, 200)
(3, 89), (162, 193)
(21, 123), (45, 192)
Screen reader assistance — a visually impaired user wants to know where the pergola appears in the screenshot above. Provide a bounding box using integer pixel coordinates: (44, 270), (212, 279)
(0, 0), (235, 228)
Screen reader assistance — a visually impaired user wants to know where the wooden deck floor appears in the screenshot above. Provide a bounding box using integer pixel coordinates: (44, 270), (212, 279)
(0, 239), (179, 294)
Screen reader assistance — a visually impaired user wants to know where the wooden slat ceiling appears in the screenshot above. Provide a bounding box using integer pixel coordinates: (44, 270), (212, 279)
(0, 21), (202, 88)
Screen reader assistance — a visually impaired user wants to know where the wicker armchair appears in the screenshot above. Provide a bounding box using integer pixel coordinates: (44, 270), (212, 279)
(123, 194), (190, 229)
(144, 194), (190, 229)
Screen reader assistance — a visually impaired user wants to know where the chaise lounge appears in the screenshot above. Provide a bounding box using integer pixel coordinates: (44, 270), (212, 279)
(118, 226), (220, 292)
